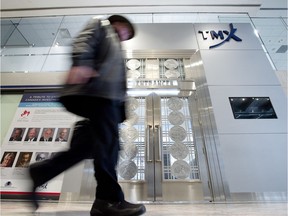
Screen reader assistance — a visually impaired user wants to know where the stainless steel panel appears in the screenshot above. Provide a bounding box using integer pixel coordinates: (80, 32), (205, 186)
(79, 159), (96, 201)
(152, 93), (162, 162)
(162, 181), (204, 201)
(208, 86), (287, 134)
(122, 24), (198, 51)
(119, 181), (147, 202)
(146, 95), (153, 163)
(145, 94), (156, 201)
(200, 50), (279, 86)
(189, 51), (231, 201)
(151, 93), (163, 200)
(188, 94), (213, 201)
(145, 93), (163, 201)
(230, 192), (287, 202)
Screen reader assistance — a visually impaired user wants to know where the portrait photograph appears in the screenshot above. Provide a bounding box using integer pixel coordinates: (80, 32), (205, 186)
(34, 152), (49, 162)
(9, 128), (25, 142)
(24, 128), (40, 142)
(0, 151), (18, 167)
(39, 128), (55, 142)
(15, 152), (33, 168)
(55, 128), (70, 143)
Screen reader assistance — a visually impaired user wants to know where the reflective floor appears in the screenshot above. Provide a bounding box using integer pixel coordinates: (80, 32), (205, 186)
(1, 200), (287, 216)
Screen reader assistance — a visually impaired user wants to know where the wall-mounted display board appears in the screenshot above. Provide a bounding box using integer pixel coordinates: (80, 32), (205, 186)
(0, 92), (77, 200)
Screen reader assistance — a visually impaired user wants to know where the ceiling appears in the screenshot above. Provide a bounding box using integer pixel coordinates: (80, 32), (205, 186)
(1, 0), (287, 18)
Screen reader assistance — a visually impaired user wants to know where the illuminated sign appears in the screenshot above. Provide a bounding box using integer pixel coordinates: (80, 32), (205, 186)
(198, 23), (242, 49)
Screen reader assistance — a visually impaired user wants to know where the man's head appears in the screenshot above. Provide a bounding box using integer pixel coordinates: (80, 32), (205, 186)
(13, 128), (23, 138)
(36, 153), (47, 161)
(43, 128), (53, 139)
(21, 153), (31, 163)
(108, 15), (135, 41)
(2, 153), (15, 167)
(59, 128), (68, 139)
(28, 128), (37, 139)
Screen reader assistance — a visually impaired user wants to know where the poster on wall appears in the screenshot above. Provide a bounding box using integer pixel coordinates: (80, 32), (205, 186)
(0, 92), (78, 199)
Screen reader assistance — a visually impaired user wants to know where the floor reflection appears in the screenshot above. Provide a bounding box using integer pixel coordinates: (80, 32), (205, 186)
(1, 200), (287, 216)
(37, 211), (88, 216)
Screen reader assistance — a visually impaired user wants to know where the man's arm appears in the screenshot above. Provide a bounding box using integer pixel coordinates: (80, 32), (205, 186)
(66, 66), (99, 84)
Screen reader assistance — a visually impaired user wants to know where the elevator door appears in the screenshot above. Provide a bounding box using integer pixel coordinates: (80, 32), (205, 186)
(118, 93), (204, 202)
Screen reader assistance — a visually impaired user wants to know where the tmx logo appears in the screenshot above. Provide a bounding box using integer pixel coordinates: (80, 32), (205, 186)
(198, 23), (242, 49)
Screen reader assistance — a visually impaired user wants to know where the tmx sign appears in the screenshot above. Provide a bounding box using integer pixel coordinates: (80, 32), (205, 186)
(198, 23), (242, 49)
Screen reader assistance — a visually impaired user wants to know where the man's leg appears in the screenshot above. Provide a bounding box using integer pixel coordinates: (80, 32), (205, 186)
(29, 120), (94, 209)
(87, 99), (124, 201)
(87, 99), (145, 216)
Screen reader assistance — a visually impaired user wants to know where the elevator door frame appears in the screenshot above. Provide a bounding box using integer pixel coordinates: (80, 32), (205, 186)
(72, 52), (231, 203)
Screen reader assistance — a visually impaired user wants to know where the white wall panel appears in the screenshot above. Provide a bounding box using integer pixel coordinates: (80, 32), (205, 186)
(41, 54), (71, 72)
(209, 86), (287, 134)
(49, 46), (72, 54)
(219, 133), (287, 192)
(196, 22), (288, 198)
(0, 94), (22, 143)
(1, 47), (51, 55)
(200, 50), (280, 86)
(122, 23), (198, 50)
(1, 56), (46, 72)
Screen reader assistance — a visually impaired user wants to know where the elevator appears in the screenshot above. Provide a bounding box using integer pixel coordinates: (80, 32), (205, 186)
(118, 92), (204, 202)
(73, 54), (214, 203)
(77, 92), (204, 202)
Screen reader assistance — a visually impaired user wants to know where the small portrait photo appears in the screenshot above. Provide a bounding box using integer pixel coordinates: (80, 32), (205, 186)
(0, 152), (17, 167)
(9, 128), (25, 142)
(24, 128), (40, 142)
(39, 128), (55, 142)
(35, 152), (49, 162)
(15, 152), (33, 168)
(55, 128), (70, 143)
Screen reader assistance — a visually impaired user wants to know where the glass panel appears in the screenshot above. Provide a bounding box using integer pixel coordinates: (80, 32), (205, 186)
(118, 97), (146, 181)
(52, 15), (94, 48)
(1, 18), (22, 46)
(125, 58), (146, 79)
(218, 15), (251, 23)
(161, 97), (200, 180)
(125, 58), (186, 80)
(159, 58), (185, 80)
(229, 97), (278, 119)
(1, 14), (286, 73)
(1, 17), (63, 48)
(251, 17), (288, 71)
(1, 17), (64, 72)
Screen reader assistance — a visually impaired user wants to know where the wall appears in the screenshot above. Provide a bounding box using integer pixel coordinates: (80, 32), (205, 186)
(195, 23), (287, 200)
(0, 94), (22, 143)
(1, 22), (287, 201)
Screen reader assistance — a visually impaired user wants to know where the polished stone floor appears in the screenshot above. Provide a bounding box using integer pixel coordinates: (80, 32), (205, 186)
(1, 200), (287, 216)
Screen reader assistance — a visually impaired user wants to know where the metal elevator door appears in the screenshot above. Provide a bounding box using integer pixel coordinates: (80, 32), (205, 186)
(118, 93), (204, 202)
(75, 55), (211, 203)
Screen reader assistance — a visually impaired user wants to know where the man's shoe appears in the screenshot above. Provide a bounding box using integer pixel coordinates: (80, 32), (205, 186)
(29, 186), (39, 211)
(90, 199), (146, 216)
